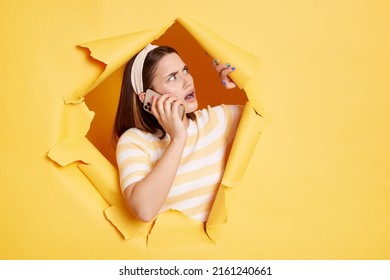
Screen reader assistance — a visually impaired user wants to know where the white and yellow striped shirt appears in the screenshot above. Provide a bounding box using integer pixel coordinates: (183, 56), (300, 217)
(116, 104), (242, 222)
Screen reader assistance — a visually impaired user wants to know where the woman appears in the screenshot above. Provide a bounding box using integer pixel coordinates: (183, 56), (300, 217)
(114, 44), (242, 223)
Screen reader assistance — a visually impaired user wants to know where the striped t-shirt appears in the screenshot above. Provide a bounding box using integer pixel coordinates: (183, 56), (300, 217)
(116, 104), (242, 222)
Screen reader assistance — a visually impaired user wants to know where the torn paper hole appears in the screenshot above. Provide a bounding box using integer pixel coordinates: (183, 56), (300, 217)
(50, 14), (264, 245)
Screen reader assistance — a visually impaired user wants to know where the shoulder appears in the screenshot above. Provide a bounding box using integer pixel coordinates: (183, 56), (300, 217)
(118, 128), (159, 144)
(118, 128), (145, 145)
(195, 104), (243, 122)
(116, 128), (165, 163)
(117, 128), (163, 155)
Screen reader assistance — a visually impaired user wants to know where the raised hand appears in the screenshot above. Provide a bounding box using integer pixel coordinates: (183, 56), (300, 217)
(150, 94), (187, 140)
(212, 58), (237, 89)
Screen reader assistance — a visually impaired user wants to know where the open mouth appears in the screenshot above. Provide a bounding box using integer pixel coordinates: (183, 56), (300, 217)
(184, 91), (195, 101)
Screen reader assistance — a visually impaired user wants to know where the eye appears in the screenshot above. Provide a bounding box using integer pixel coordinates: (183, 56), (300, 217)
(183, 66), (189, 74)
(168, 74), (176, 82)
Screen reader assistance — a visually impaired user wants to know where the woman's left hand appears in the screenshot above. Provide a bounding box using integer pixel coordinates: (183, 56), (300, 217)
(212, 59), (237, 89)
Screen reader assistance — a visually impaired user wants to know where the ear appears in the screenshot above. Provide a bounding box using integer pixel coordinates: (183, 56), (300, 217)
(138, 92), (146, 103)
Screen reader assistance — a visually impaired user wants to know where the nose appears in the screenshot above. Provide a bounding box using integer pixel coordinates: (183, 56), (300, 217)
(182, 73), (192, 89)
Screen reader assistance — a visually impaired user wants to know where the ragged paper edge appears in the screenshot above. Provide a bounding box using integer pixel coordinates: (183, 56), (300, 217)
(206, 101), (264, 241)
(177, 15), (262, 90)
(48, 14), (264, 245)
(78, 155), (153, 240)
(47, 101), (96, 166)
(221, 101), (265, 188)
(65, 23), (174, 104)
(47, 22), (175, 240)
(146, 210), (214, 247)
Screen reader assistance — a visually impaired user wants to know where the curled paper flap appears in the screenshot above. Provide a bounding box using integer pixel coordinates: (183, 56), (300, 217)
(77, 157), (121, 207)
(48, 137), (99, 167)
(77, 155), (152, 239)
(177, 15), (261, 89)
(222, 101), (265, 187)
(68, 23), (173, 104)
(147, 210), (213, 248)
(205, 185), (226, 241)
(206, 102), (264, 240)
(104, 206), (151, 240)
(60, 101), (95, 139)
(47, 102), (95, 166)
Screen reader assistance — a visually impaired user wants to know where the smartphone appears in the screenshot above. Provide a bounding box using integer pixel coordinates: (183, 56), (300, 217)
(143, 89), (185, 120)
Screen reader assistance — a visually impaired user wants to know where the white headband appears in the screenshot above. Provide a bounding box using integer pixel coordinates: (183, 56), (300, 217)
(131, 44), (158, 95)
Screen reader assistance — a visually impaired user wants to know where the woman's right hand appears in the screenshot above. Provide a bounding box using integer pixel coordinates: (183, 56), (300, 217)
(150, 93), (187, 141)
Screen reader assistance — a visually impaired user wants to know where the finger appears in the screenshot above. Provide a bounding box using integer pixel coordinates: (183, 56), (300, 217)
(154, 94), (170, 119)
(212, 58), (220, 68)
(159, 95), (179, 120)
(163, 96), (176, 116)
(171, 99), (184, 120)
(222, 79), (237, 89)
(214, 62), (234, 74)
(219, 67), (237, 89)
(214, 62), (228, 73)
(150, 94), (160, 118)
(219, 66), (235, 79)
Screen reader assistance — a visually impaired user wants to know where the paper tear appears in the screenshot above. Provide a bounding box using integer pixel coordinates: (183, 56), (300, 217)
(146, 219), (157, 247)
(221, 101), (265, 188)
(147, 210), (214, 247)
(104, 205), (152, 240)
(60, 101), (95, 139)
(177, 15), (261, 89)
(52, 14), (264, 244)
(77, 159), (120, 206)
(205, 185), (227, 242)
(77, 159), (153, 240)
(47, 100), (96, 166)
(75, 24), (173, 98)
(48, 137), (99, 166)
(63, 47), (107, 105)
(205, 101), (264, 241)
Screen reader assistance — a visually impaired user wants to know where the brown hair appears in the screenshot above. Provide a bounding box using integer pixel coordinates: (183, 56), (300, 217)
(114, 46), (194, 140)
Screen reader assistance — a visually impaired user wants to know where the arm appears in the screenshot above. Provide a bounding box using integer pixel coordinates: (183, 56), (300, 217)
(123, 136), (185, 222)
(123, 95), (187, 222)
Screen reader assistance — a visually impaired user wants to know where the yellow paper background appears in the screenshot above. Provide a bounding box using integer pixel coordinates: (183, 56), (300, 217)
(1, 0), (390, 259)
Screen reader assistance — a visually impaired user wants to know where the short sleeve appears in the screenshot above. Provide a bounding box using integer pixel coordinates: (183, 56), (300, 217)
(116, 129), (153, 192)
(216, 104), (244, 144)
(226, 104), (243, 143)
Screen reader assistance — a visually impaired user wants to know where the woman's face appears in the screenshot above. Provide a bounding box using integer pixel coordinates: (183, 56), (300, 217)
(151, 53), (198, 113)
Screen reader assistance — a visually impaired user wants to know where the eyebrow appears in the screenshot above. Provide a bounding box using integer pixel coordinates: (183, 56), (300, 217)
(165, 65), (188, 79)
